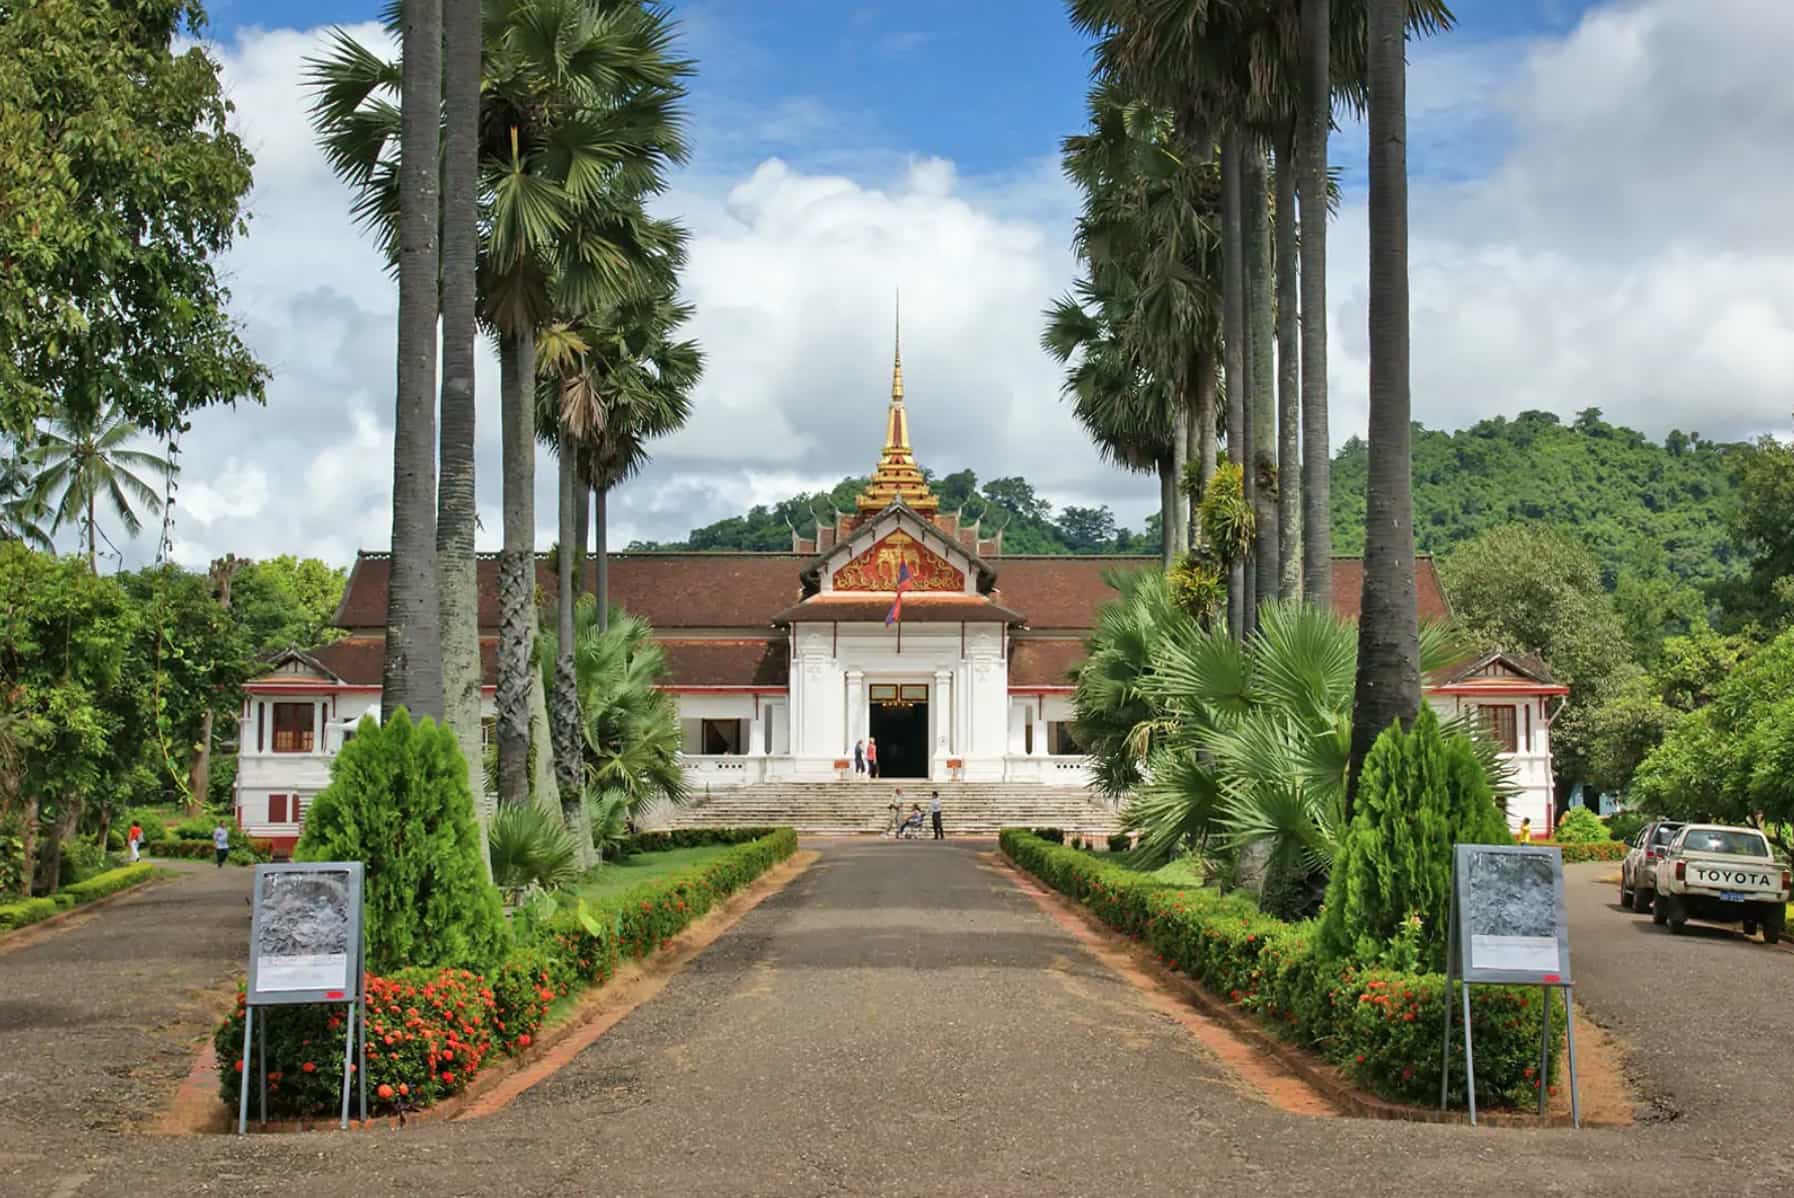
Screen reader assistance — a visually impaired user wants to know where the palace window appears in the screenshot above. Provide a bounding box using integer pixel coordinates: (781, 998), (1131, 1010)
(1478, 705), (1518, 755)
(702, 718), (744, 755)
(271, 703), (316, 753)
(1048, 722), (1084, 756)
(269, 794), (288, 823)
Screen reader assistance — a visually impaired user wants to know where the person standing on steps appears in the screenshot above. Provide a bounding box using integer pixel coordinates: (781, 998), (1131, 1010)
(212, 821), (231, 867)
(866, 737), (879, 779)
(853, 738), (866, 778)
(930, 790), (944, 840)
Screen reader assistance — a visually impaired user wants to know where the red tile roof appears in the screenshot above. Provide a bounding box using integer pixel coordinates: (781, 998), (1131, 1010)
(770, 592), (1025, 626)
(336, 553), (810, 632)
(294, 634), (783, 689)
(1008, 639), (1088, 688)
(986, 556), (1158, 629)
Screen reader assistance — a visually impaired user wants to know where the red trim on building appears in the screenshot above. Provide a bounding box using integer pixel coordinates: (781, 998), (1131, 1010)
(1431, 683), (1568, 697)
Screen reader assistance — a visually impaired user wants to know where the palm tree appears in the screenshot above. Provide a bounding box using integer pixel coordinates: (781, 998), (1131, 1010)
(570, 603), (687, 823)
(308, 0), (693, 810)
(537, 257), (699, 827)
(27, 404), (172, 570)
(1299, 0), (1333, 610)
(0, 449), (52, 551)
(383, 0), (444, 722)
(439, 0), (487, 836)
(1274, 124), (1301, 599)
(1346, 0), (1420, 816)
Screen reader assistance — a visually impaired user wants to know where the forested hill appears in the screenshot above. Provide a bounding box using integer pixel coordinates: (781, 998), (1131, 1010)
(634, 410), (1745, 586)
(1330, 410), (1743, 588)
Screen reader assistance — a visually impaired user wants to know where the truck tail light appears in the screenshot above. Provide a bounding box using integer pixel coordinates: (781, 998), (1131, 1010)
(1783, 870), (1790, 892)
(1675, 860), (1686, 882)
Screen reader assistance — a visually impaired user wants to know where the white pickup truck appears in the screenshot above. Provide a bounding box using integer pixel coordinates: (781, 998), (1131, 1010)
(1652, 824), (1790, 944)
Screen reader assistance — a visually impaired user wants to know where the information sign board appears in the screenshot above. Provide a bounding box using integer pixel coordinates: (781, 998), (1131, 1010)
(246, 862), (363, 1005)
(1451, 844), (1573, 985)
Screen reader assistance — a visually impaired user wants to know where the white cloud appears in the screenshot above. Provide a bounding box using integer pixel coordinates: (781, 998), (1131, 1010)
(121, 0), (1794, 572)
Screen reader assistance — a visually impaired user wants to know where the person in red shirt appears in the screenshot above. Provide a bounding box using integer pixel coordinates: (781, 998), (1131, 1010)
(866, 737), (879, 779)
(127, 821), (144, 863)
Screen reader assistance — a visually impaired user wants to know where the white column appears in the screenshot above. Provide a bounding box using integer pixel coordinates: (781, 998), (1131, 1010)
(845, 669), (865, 757)
(1032, 701), (1047, 757)
(932, 669), (953, 775)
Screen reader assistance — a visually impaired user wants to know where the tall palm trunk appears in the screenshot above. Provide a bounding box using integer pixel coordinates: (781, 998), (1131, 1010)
(1243, 143), (1278, 612)
(1346, 0), (1421, 819)
(497, 331), (537, 808)
(1168, 401), (1189, 563)
(1300, 0), (1334, 611)
(85, 491), (95, 573)
(1220, 132), (1248, 638)
(383, 0), (443, 722)
(1274, 124), (1302, 599)
(551, 447), (584, 818)
(1158, 457), (1177, 568)
(1195, 344), (1218, 497)
(438, 0), (486, 840)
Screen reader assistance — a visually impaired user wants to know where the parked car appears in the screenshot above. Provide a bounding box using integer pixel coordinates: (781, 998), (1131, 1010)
(1619, 819), (1685, 913)
(1650, 823), (1790, 943)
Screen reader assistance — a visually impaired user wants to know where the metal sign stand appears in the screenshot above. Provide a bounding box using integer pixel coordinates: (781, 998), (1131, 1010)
(1440, 844), (1582, 1128)
(237, 862), (368, 1135)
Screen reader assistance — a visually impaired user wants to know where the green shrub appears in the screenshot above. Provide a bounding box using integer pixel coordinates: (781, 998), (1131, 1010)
(1002, 830), (1560, 1110)
(0, 896), (59, 931)
(1552, 807), (1609, 844)
(1033, 827), (1065, 844)
(490, 944), (579, 1053)
(174, 816), (215, 841)
(57, 837), (108, 887)
(296, 709), (508, 975)
(1605, 810), (1647, 845)
(592, 829), (798, 962)
(1, 815), (24, 896)
(1318, 708), (1511, 973)
(1107, 832), (1132, 853)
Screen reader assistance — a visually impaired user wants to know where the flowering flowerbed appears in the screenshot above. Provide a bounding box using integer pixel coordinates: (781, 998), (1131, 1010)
(214, 827), (798, 1119)
(1001, 830), (1564, 1109)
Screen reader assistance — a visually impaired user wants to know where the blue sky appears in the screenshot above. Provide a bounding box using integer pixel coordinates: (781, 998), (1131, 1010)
(146, 0), (1794, 567)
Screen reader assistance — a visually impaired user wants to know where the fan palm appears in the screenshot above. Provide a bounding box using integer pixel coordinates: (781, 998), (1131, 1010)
(307, 0), (693, 811)
(487, 802), (581, 893)
(568, 603), (687, 822)
(26, 404), (172, 570)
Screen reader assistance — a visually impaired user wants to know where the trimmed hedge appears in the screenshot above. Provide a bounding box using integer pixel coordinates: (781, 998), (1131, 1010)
(213, 828), (798, 1118)
(0, 896), (59, 931)
(1534, 839), (1626, 864)
(145, 835), (274, 864)
(0, 863), (156, 932)
(1002, 830), (1564, 1110)
(607, 826), (784, 857)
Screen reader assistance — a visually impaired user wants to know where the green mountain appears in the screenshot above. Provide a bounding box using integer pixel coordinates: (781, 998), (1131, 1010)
(634, 409), (1744, 590)
(1329, 409), (1744, 589)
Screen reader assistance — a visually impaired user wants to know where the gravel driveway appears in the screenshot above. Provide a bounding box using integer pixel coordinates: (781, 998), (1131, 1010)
(2, 844), (1792, 1197)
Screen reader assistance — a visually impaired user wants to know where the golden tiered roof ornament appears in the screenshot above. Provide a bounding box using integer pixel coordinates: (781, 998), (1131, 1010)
(856, 297), (938, 515)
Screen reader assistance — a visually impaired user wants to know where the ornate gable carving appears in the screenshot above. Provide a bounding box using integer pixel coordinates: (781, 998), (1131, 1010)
(832, 529), (964, 593)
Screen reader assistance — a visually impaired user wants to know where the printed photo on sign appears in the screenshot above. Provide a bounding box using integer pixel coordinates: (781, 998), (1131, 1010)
(254, 869), (352, 993)
(1465, 849), (1559, 974)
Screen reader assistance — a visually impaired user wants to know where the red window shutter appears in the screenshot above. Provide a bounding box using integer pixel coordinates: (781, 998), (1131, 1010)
(269, 794), (288, 823)
(257, 703), (265, 753)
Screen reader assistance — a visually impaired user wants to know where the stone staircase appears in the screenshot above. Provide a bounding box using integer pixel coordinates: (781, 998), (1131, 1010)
(649, 781), (1122, 838)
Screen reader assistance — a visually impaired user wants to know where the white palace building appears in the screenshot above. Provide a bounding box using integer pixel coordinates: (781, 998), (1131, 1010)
(235, 340), (1565, 851)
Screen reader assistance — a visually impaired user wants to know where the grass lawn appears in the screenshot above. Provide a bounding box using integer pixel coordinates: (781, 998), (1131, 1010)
(572, 845), (737, 903)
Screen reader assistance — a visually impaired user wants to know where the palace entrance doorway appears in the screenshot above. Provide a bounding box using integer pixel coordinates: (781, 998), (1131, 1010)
(868, 683), (929, 778)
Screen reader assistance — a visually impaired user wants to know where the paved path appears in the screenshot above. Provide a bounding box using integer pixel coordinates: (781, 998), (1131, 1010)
(3, 844), (1793, 1197)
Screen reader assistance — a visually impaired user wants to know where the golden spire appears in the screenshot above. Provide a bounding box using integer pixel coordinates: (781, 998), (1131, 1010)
(858, 295), (937, 514)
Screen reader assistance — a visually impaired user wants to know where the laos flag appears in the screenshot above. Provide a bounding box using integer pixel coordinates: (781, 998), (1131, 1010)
(885, 562), (913, 626)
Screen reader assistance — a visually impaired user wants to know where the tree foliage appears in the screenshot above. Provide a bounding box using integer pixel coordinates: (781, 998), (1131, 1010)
(0, 0), (267, 437)
(1317, 707), (1512, 972)
(296, 709), (508, 974)
(1710, 436), (1794, 635)
(231, 556), (347, 653)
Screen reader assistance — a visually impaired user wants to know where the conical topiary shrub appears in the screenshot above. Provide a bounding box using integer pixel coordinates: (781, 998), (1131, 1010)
(1317, 706), (1511, 972)
(296, 709), (508, 974)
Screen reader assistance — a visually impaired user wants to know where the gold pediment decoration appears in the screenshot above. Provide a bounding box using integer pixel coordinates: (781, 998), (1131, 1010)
(831, 529), (964, 593)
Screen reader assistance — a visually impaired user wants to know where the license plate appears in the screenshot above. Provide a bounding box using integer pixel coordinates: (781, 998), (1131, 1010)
(1720, 891), (1749, 902)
